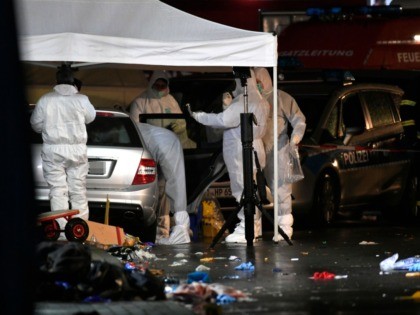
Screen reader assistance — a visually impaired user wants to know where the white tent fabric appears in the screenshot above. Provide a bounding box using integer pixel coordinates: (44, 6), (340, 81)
(15, 0), (281, 240)
(15, 0), (277, 68)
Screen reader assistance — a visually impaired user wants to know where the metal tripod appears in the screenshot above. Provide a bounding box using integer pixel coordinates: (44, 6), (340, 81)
(208, 161), (293, 248)
(208, 112), (293, 249)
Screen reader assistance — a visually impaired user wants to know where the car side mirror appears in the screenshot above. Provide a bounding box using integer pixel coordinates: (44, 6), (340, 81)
(343, 126), (363, 145)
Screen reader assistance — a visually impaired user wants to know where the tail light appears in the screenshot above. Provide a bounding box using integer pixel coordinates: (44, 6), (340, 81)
(132, 158), (157, 185)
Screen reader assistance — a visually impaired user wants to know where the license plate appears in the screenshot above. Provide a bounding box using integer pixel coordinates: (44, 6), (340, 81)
(207, 187), (232, 198)
(89, 160), (105, 175)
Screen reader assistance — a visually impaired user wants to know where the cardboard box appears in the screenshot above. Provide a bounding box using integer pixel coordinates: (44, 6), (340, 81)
(87, 220), (125, 245)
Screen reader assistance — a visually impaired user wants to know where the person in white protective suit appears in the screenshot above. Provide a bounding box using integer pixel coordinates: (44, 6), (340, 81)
(188, 69), (270, 243)
(254, 67), (306, 241)
(129, 70), (196, 149)
(135, 122), (190, 245)
(30, 66), (96, 232)
(204, 91), (233, 143)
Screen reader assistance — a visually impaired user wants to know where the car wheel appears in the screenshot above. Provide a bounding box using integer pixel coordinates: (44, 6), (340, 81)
(312, 172), (339, 226)
(65, 218), (89, 242)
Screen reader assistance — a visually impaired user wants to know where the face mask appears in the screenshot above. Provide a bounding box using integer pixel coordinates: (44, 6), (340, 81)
(261, 88), (273, 101)
(222, 92), (232, 110)
(157, 87), (169, 98)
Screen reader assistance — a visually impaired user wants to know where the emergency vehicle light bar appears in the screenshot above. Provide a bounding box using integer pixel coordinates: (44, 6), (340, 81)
(277, 70), (355, 86)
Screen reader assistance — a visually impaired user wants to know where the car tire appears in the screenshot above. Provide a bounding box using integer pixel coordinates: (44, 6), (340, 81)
(312, 172), (339, 226)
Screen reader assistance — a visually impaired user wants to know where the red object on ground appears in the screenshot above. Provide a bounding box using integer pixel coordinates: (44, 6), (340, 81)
(312, 271), (336, 279)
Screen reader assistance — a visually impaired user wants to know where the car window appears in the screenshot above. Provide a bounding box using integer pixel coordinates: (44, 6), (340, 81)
(341, 93), (365, 131)
(86, 116), (142, 147)
(28, 111), (141, 147)
(362, 91), (397, 128)
(324, 105), (340, 140)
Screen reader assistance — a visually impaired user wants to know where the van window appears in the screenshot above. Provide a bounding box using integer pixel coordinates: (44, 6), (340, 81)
(363, 91), (396, 128)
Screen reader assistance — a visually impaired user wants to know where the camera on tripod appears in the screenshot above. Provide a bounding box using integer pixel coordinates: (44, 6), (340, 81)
(233, 67), (251, 87)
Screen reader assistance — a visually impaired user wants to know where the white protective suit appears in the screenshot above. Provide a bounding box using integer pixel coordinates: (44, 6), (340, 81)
(30, 84), (96, 229)
(136, 122), (190, 245)
(254, 67), (306, 241)
(190, 69), (270, 243)
(129, 71), (196, 149)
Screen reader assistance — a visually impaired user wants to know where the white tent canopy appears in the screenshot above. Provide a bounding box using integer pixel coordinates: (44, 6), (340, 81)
(15, 0), (282, 240)
(15, 0), (277, 69)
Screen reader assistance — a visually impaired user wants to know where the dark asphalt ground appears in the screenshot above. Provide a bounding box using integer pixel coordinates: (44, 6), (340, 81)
(35, 216), (420, 315)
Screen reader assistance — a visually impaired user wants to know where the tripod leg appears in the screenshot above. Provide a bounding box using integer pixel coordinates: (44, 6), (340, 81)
(209, 199), (243, 249)
(255, 198), (293, 246)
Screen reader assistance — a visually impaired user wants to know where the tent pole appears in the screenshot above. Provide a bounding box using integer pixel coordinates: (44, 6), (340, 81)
(273, 66), (278, 239)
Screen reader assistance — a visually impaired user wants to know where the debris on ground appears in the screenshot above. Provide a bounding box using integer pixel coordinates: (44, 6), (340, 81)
(380, 253), (420, 272)
(187, 271), (211, 283)
(35, 241), (166, 302)
(234, 262), (255, 271)
(359, 240), (379, 245)
(196, 264), (211, 271)
(310, 271), (348, 280)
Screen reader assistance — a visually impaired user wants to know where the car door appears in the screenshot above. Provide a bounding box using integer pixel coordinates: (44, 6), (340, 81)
(359, 89), (409, 202)
(338, 88), (407, 205)
(333, 91), (375, 205)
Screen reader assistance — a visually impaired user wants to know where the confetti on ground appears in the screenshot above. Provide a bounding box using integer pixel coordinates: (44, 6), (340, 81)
(196, 264), (211, 271)
(229, 256), (241, 261)
(359, 241), (379, 245)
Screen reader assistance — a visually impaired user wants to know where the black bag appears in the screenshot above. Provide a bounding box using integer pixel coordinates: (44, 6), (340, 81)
(36, 241), (91, 284)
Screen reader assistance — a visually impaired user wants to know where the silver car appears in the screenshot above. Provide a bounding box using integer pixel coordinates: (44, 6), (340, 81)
(30, 109), (160, 242)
